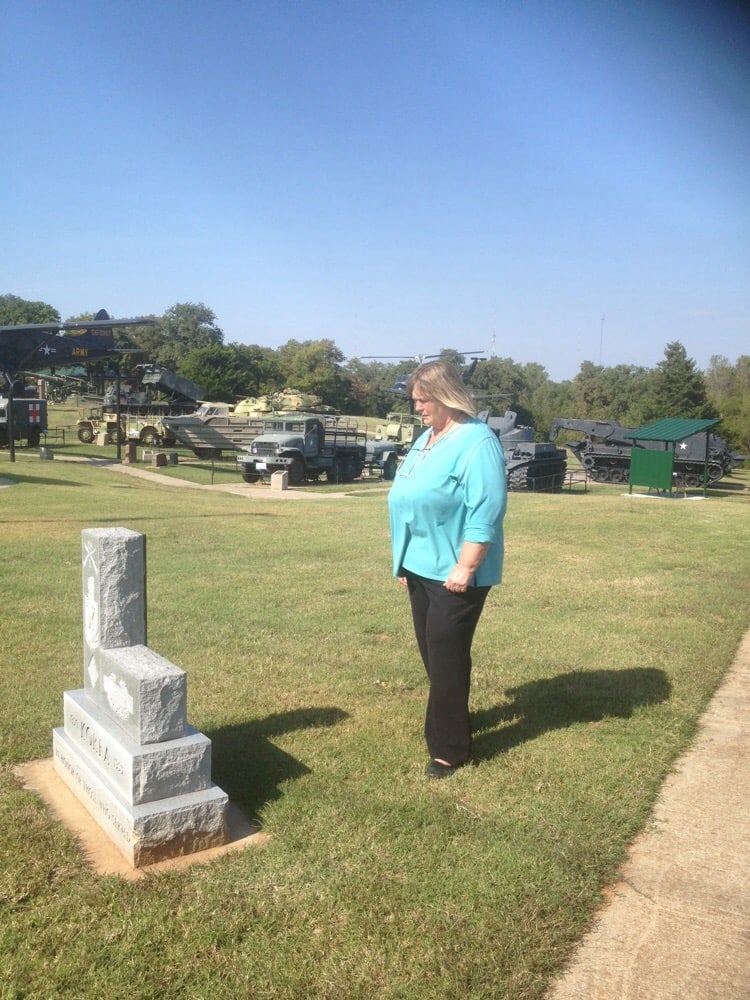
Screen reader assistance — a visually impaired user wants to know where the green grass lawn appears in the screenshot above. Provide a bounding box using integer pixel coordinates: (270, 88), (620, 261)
(1, 447), (748, 999)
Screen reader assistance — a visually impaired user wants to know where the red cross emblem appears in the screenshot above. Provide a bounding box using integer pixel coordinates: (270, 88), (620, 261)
(29, 403), (42, 424)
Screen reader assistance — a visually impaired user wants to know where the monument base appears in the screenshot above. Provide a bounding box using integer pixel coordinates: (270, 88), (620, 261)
(16, 759), (267, 879)
(53, 730), (229, 867)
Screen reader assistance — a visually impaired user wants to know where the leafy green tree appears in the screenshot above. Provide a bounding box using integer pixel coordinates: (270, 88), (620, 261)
(179, 343), (282, 402)
(528, 380), (576, 437)
(0, 293), (60, 326)
(437, 348), (471, 370)
(706, 354), (750, 455)
(705, 354), (737, 399)
(643, 342), (716, 421)
(116, 314), (165, 357)
(570, 361), (611, 417)
(274, 338), (353, 409)
(599, 364), (652, 426)
(518, 362), (549, 397)
(152, 303), (224, 370)
(467, 356), (527, 415)
(342, 359), (394, 416)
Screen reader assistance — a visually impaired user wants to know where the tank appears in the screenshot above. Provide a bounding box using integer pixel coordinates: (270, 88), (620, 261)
(481, 411), (567, 492)
(233, 389), (338, 418)
(548, 418), (734, 486)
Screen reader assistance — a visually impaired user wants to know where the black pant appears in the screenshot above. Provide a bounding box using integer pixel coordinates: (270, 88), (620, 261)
(405, 571), (490, 765)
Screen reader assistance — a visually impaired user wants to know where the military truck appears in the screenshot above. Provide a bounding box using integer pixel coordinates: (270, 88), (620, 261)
(0, 394), (48, 448)
(236, 415), (373, 484)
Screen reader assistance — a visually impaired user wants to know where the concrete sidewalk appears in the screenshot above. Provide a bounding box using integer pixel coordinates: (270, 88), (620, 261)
(546, 630), (750, 999)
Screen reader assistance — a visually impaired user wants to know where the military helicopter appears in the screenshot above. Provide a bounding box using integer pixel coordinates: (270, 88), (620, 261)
(0, 309), (153, 461)
(352, 350), (508, 452)
(358, 350), (488, 398)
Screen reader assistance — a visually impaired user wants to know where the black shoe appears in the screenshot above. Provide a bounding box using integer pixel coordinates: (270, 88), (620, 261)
(425, 759), (459, 779)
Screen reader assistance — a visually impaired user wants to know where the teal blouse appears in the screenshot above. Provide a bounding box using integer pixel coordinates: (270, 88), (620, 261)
(387, 419), (507, 586)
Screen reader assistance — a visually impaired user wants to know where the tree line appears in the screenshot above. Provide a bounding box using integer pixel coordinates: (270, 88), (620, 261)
(2, 293), (748, 453)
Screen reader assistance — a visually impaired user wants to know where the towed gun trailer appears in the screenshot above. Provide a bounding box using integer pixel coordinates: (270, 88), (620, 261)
(548, 418), (735, 486)
(236, 415), (398, 485)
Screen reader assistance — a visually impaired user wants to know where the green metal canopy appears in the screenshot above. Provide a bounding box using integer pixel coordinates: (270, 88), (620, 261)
(626, 418), (721, 495)
(626, 417), (720, 442)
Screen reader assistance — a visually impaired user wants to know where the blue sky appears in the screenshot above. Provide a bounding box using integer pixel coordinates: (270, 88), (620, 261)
(2, 0), (748, 382)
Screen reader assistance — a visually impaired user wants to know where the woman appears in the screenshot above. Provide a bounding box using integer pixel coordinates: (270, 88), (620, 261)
(387, 360), (507, 778)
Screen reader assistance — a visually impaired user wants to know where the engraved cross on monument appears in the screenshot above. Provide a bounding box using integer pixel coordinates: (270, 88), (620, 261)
(53, 527), (229, 867)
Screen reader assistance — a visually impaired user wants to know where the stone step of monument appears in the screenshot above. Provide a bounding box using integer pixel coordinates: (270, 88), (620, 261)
(62, 689), (213, 806)
(53, 728), (229, 868)
(86, 644), (187, 746)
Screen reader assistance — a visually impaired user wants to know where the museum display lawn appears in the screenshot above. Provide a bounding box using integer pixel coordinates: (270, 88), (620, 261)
(1, 450), (748, 999)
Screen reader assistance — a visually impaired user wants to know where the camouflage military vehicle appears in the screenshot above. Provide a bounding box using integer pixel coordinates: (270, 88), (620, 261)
(76, 403), (180, 447)
(374, 411), (425, 454)
(232, 389), (338, 418)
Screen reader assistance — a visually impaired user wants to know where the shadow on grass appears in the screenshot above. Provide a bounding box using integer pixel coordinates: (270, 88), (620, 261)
(0, 510), (279, 525)
(0, 473), (85, 487)
(471, 667), (671, 761)
(208, 706), (349, 819)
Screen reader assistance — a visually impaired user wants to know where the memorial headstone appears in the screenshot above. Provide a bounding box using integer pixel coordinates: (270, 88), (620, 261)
(53, 527), (229, 867)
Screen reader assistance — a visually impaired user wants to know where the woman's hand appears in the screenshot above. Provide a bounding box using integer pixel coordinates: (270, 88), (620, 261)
(444, 564), (473, 592)
(444, 542), (490, 592)
(397, 576), (408, 588)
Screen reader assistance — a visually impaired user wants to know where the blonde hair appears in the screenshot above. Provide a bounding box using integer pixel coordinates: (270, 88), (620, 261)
(406, 360), (476, 418)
